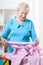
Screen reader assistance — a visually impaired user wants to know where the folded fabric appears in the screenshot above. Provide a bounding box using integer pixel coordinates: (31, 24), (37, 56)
(0, 42), (43, 65)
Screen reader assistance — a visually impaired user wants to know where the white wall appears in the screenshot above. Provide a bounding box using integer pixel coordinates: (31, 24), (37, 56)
(0, 0), (30, 9)
(39, 0), (43, 48)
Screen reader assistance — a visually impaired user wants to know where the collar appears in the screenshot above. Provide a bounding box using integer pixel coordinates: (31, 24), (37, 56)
(16, 22), (24, 28)
(14, 17), (27, 28)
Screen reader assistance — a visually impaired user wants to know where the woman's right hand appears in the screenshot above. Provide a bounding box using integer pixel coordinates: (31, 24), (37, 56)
(1, 37), (8, 46)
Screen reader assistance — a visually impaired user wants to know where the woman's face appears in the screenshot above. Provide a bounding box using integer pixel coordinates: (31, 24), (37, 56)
(17, 8), (28, 21)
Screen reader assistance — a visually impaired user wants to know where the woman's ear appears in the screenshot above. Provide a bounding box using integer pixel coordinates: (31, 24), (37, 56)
(16, 9), (19, 15)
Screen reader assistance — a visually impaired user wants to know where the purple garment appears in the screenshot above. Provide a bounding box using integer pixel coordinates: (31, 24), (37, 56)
(0, 43), (43, 65)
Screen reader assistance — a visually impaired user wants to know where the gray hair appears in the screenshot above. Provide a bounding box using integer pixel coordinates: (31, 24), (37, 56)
(17, 2), (29, 12)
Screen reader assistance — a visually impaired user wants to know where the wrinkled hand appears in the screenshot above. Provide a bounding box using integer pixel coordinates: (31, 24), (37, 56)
(0, 55), (9, 60)
(1, 37), (8, 46)
(35, 39), (39, 45)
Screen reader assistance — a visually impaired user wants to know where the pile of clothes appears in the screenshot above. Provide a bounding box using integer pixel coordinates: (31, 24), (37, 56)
(0, 42), (43, 65)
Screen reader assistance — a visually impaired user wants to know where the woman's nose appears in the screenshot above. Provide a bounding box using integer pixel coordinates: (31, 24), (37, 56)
(22, 14), (25, 17)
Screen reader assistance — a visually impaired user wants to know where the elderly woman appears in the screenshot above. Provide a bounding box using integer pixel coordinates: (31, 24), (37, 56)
(1, 2), (39, 52)
(0, 2), (40, 65)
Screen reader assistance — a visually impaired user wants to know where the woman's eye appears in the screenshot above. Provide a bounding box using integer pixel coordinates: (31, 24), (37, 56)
(21, 12), (23, 14)
(21, 12), (27, 16)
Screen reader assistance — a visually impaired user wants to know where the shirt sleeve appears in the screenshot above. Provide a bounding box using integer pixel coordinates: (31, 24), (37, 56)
(30, 21), (38, 41)
(0, 19), (13, 40)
